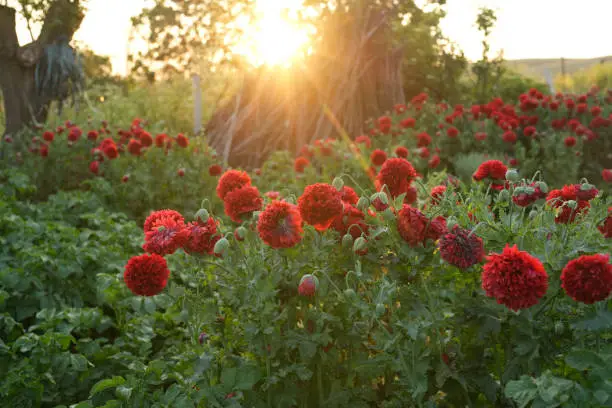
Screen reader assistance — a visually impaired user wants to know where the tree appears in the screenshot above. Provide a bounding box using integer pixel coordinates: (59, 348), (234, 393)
(0, 0), (84, 140)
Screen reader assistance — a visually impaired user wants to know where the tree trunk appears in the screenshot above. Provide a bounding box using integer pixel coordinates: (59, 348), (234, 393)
(0, 1), (83, 140)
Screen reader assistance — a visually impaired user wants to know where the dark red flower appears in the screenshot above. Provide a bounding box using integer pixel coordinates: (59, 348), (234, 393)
(68, 127), (82, 142)
(473, 160), (507, 182)
(603, 169), (612, 182)
(155, 134), (166, 147)
(209, 164), (222, 176)
(561, 254), (612, 304)
(370, 149), (387, 166)
(397, 205), (446, 247)
(375, 158), (417, 199)
(395, 146), (409, 158)
(43, 131), (54, 142)
(502, 130), (517, 144)
(124, 253), (170, 296)
(355, 135), (372, 148)
(430, 185), (446, 205)
(298, 274), (318, 297)
(89, 161), (99, 174)
(224, 185), (263, 223)
(122, 175), (129, 183)
(216, 170), (251, 200)
(438, 225), (484, 269)
(184, 217), (221, 255)
(176, 133), (189, 148)
(377, 116), (392, 134)
(418, 147), (430, 158)
(127, 139), (142, 156)
(481, 244), (548, 311)
(143, 210), (189, 255)
(400, 118), (416, 128)
(564, 136), (576, 147)
(87, 130), (99, 141)
(546, 186), (590, 224)
(394, 104), (407, 114)
(139, 131), (153, 147)
(101, 138), (119, 159)
(475, 132), (487, 141)
(446, 126), (459, 138)
(294, 156), (310, 173)
(298, 183), (343, 231)
(416, 132), (432, 147)
(340, 186), (359, 205)
(512, 183), (545, 207)
(523, 126), (536, 138)
(177, 168), (185, 177)
(40, 144), (49, 157)
(573, 184), (598, 201)
(331, 205), (368, 239)
(598, 208), (612, 238)
(428, 154), (441, 169)
(257, 201), (303, 248)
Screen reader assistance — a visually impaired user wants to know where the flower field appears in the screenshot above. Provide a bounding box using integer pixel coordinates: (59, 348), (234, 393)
(1, 89), (612, 407)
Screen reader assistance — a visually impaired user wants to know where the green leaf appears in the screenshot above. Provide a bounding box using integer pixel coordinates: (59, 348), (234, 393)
(90, 376), (126, 397)
(594, 390), (609, 404)
(220, 367), (237, 389)
(505, 376), (538, 408)
(299, 341), (317, 360)
(70, 354), (89, 371)
(144, 297), (157, 314)
(234, 365), (261, 390)
(565, 350), (606, 371)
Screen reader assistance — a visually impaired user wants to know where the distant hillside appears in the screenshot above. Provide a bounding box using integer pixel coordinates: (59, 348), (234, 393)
(505, 56), (612, 80)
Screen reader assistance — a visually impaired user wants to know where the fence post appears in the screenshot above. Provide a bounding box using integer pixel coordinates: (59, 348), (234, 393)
(192, 74), (202, 136)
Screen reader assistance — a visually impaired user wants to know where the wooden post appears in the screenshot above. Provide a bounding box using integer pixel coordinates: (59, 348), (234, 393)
(192, 74), (202, 136)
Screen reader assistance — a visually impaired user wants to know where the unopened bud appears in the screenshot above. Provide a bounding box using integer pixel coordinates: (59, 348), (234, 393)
(195, 208), (209, 222)
(235, 226), (247, 241)
(528, 210), (538, 219)
(498, 189), (510, 201)
(342, 233), (354, 248)
(535, 181), (548, 194)
(566, 200), (577, 210)
(446, 216), (458, 230)
(353, 236), (367, 253)
(505, 169), (520, 182)
(332, 177), (344, 191)
(356, 197), (370, 212)
(214, 237), (230, 255)
(375, 303), (386, 317)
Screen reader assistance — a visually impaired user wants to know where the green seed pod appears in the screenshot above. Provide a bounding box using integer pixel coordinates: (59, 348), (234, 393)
(375, 303), (386, 317)
(535, 181), (548, 194)
(505, 169), (520, 182)
(528, 210), (538, 219)
(332, 177), (344, 191)
(566, 200), (578, 210)
(235, 226), (248, 240)
(342, 233), (354, 249)
(195, 208), (210, 223)
(446, 216), (458, 230)
(353, 236), (367, 253)
(498, 189), (510, 201)
(214, 237), (230, 255)
(344, 288), (356, 299)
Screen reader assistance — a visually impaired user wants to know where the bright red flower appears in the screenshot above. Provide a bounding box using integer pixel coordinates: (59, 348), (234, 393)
(428, 154), (441, 169)
(43, 131), (54, 142)
(298, 183), (343, 231)
(561, 254), (612, 304)
(216, 170), (251, 200)
(294, 156), (310, 173)
(376, 158), (417, 199)
(598, 208), (612, 238)
(101, 138), (119, 159)
(87, 130), (98, 141)
(400, 118), (416, 128)
(574, 184), (598, 201)
(224, 185), (263, 223)
(377, 116), (392, 134)
(155, 134), (166, 148)
(331, 205), (367, 239)
(89, 161), (99, 174)
(482, 244), (548, 311)
(143, 210), (189, 255)
(416, 132), (432, 147)
(475, 132), (487, 141)
(473, 160), (507, 182)
(523, 126), (536, 138)
(68, 127), (82, 142)
(603, 169), (612, 182)
(418, 147), (430, 158)
(355, 135), (372, 148)
(340, 186), (359, 205)
(140, 131), (153, 147)
(590, 105), (602, 116)
(124, 253), (170, 296)
(370, 149), (387, 166)
(394, 104), (407, 114)
(564, 136), (576, 147)
(257, 201), (303, 248)
(397, 205), (446, 247)
(208, 164), (222, 176)
(446, 126), (459, 138)
(127, 139), (142, 156)
(438, 225), (484, 269)
(546, 186), (590, 224)
(266, 191), (280, 200)
(184, 217), (221, 255)
(176, 133), (189, 148)
(430, 185), (446, 205)
(502, 130), (517, 144)
(395, 146), (409, 158)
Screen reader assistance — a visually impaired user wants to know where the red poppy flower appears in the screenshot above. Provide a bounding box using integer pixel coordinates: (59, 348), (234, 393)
(573, 184), (598, 201)
(428, 154), (441, 169)
(430, 185), (446, 205)
(475, 132), (487, 141)
(598, 208), (612, 238)
(564, 136), (576, 147)
(294, 156), (310, 173)
(40, 144), (49, 157)
(122, 175), (129, 183)
(397, 205), (446, 247)
(208, 164), (222, 176)
(416, 132), (432, 147)
(355, 135), (372, 148)
(127, 139), (142, 156)
(502, 130), (517, 144)
(438, 225), (484, 269)
(418, 147), (430, 158)
(143, 210), (189, 255)
(377, 116), (392, 134)
(473, 160), (507, 182)
(176, 133), (189, 148)
(298, 274), (318, 297)
(68, 127), (82, 142)
(298, 183), (343, 231)
(43, 131), (54, 142)
(140, 131), (153, 147)
(216, 170), (251, 200)
(184, 217), (221, 255)
(482, 244), (548, 311)
(375, 158), (417, 199)
(89, 161), (99, 174)
(257, 201), (303, 248)
(124, 253), (170, 296)
(155, 134), (166, 147)
(400, 118), (416, 128)
(546, 186), (590, 224)
(446, 126), (459, 138)
(603, 169), (612, 182)
(340, 186), (359, 205)
(331, 205), (368, 239)
(394, 104), (407, 114)
(523, 126), (536, 138)
(224, 185), (263, 223)
(512, 182), (545, 207)
(87, 130), (99, 141)
(370, 149), (387, 166)
(561, 254), (612, 304)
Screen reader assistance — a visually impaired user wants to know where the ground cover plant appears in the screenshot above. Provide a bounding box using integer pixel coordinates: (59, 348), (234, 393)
(0, 89), (611, 407)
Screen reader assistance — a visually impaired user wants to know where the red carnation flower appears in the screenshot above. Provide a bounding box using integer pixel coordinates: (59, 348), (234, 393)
(561, 254), (612, 304)
(216, 170), (251, 200)
(128, 139), (142, 156)
(397, 205), (446, 247)
(176, 133), (189, 148)
(438, 225), (484, 269)
(395, 146), (409, 158)
(375, 158), (417, 199)
(143, 210), (189, 255)
(340, 186), (359, 205)
(564, 136), (576, 147)
(355, 135), (372, 148)
(68, 127), (82, 142)
(209, 164), (222, 176)
(89, 161), (99, 174)
(482, 245), (548, 311)
(184, 217), (221, 255)
(473, 160), (507, 182)
(87, 130), (99, 141)
(43, 131), (54, 142)
(416, 132), (432, 147)
(294, 156), (310, 173)
(370, 149), (387, 166)
(124, 253), (170, 296)
(257, 201), (303, 248)
(224, 185), (263, 223)
(298, 183), (343, 231)
(598, 208), (612, 238)
(430, 185), (446, 205)
(400, 118), (416, 128)
(331, 204), (368, 239)
(446, 126), (459, 138)
(377, 116), (392, 134)
(502, 131), (517, 144)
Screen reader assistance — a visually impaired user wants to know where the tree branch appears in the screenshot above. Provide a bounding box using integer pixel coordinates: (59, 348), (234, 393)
(0, 5), (18, 59)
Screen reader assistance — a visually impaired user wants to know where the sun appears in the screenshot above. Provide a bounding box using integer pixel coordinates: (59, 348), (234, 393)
(234, 0), (311, 67)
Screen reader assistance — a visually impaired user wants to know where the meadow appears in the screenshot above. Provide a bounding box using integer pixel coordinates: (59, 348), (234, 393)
(1, 85), (611, 407)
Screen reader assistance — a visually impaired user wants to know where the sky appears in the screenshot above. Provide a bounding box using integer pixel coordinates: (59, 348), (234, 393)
(13, 0), (612, 76)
